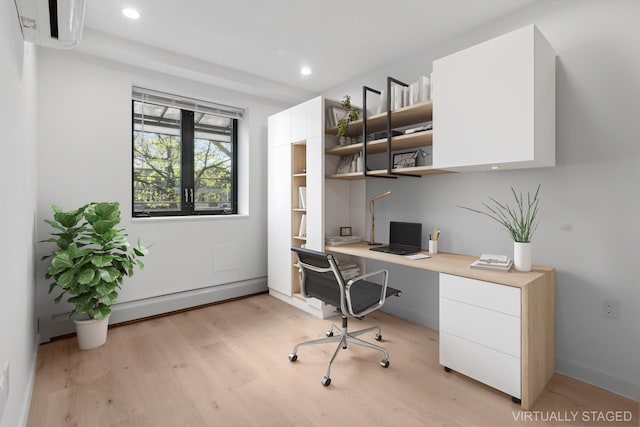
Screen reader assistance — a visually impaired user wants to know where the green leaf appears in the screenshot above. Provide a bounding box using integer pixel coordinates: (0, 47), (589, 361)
(99, 267), (120, 283)
(77, 268), (96, 285)
(100, 291), (118, 306)
(51, 252), (74, 269)
(54, 293), (65, 304)
(96, 282), (115, 296)
(90, 254), (113, 267)
(136, 260), (145, 269)
(68, 293), (94, 314)
(92, 305), (111, 320)
(57, 270), (76, 288)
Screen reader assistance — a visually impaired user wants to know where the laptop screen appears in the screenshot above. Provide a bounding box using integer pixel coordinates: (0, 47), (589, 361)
(389, 221), (422, 249)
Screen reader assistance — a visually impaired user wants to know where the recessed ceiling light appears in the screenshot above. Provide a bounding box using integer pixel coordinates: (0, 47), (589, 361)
(122, 8), (140, 20)
(300, 66), (312, 76)
(490, 165), (500, 170)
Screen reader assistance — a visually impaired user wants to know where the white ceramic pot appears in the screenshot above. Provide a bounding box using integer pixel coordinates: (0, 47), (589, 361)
(514, 242), (532, 272)
(74, 315), (110, 350)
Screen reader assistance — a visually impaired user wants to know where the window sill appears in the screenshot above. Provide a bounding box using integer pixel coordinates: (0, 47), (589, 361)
(131, 214), (249, 223)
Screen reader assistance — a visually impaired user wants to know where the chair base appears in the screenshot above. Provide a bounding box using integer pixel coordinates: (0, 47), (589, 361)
(288, 316), (390, 386)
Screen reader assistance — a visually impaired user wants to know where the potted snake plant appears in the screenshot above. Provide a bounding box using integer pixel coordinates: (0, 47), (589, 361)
(42, 201), (148, 349)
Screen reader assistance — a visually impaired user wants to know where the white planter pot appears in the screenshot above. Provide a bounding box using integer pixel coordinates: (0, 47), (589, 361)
(514, 242), (532, 272)
(74, 315), (110, 350)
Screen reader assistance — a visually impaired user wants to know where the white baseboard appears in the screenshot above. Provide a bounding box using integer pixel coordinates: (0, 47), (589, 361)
(556, 357), (639, 402)
(39, 277), (268, 342)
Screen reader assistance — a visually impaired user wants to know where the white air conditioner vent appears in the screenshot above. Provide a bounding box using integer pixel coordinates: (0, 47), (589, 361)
(14, 0), (86, 49)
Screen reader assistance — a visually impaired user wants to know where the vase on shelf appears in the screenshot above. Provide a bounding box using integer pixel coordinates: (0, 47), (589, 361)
(514, 242), (532, 272)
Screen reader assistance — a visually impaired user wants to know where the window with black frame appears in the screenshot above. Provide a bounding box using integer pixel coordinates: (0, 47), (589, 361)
(132, 88), (243, 217)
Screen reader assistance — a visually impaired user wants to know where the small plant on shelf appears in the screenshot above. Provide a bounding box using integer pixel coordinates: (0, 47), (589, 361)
(336, 95), (360, 137)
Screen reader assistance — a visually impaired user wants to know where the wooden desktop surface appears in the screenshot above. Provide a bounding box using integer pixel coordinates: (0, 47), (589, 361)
(326, 241), (553, 288)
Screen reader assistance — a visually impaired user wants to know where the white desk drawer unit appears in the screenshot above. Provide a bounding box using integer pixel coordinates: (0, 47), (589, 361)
(439, 273), (522, 400)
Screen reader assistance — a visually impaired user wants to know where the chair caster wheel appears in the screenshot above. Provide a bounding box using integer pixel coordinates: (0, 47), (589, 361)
(288, 353), (297, 362)
(444, 366), (452, 373)
(374, 333), (382, 341)
(512, 396), (521, 404)
(380, 359), (390, 368)
(326, 331), (334, 337)
(321, 376), (331, 386)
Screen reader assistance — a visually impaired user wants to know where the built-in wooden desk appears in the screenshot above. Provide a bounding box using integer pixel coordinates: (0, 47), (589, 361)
(326, 242), (555, 410)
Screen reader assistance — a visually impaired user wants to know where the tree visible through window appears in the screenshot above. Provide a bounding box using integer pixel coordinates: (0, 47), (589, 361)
(132, 94), (238, 217)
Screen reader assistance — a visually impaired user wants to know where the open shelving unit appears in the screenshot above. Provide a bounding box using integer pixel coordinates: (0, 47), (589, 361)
(325, 92), (454, 179)
(291, 141), (307, 297)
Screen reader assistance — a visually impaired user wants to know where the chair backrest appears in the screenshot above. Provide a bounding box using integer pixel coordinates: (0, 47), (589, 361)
(291, 247), (345, 310)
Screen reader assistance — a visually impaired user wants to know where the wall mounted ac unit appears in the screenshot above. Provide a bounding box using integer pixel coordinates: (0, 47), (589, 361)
(14, 0), (86, 49)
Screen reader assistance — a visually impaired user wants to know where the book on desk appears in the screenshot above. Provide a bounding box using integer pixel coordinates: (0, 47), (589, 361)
(470, 254), (513, 272)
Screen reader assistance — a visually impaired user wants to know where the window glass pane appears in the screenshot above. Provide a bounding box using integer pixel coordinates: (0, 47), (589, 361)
(193, 114), (233, 211)
(133, 100), (182, 213)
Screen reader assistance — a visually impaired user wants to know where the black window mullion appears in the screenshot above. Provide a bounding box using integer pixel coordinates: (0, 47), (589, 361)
(231, 119), (238, 214)
(181, 110), (195, 215)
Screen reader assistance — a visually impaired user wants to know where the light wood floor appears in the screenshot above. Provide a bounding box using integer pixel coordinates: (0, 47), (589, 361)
(28, 293), (638, 427)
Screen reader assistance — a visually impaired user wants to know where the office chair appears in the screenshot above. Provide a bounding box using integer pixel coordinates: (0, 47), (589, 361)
(289, 247), (401, 386)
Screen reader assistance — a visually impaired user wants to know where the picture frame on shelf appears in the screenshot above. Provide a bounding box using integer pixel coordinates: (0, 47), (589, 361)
(331, 106), (349, 127)
(393, 151), (417, 169)
(336, 155), (354, 174)
(340, 226), (352, 237)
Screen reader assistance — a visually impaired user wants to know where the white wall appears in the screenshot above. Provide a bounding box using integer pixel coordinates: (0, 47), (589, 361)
(324, 0), (640, 400)
(35, 48), (287, 340)
(0, 1), (38, 426)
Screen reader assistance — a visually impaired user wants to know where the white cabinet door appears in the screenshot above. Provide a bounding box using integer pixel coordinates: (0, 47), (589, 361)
(267, 144), (291, 296)
(432, 25), (555, 172)
(268, 108), (291, 148)
(291, 97), (323, 143)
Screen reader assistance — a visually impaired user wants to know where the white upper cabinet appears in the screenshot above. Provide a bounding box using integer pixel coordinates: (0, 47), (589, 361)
(432, 25), (555, 172)
(291, 97), (323, 143)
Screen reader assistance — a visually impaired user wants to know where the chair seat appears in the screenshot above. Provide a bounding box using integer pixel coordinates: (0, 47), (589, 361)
(349, 280), (401, 314)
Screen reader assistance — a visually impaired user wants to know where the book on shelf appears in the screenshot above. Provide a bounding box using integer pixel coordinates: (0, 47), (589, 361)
(298, 214), (307, 237)
(298, 186), (306, 209)
(470, 254), (513, 272)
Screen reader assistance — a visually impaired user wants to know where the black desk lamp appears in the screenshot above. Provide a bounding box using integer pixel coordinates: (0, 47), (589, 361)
(368, 190), (392, 245)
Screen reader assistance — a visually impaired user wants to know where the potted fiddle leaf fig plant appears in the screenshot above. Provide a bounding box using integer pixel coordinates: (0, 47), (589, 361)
(42, 201), (148, 350)
(336, 95), (360, 139)
(459, 184), (541, 272)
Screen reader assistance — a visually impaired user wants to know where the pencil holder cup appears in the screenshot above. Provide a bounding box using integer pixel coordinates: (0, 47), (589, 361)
(429, 240), (438, 254)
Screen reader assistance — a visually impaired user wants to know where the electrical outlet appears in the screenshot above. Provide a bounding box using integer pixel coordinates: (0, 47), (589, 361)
(602, 298), (619, 319)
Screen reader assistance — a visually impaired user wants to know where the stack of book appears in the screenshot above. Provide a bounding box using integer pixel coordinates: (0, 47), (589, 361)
(325, 235), (362, 246)
(337, 261), (360, 280)
(470, 254), (513, 272)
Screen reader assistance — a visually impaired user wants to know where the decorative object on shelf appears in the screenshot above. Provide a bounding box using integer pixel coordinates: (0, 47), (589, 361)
(340, 226), (352, 237)
(393, 151), (417, 169)
(368, 191), (392, 245)
(336, 155), (354, 174)
(336, 95), (360, 137)
(42, 202), (148, 350)
(458, 184), (541, 272)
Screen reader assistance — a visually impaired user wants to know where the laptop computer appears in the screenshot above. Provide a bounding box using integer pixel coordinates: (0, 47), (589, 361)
(370, 221), (422, 255)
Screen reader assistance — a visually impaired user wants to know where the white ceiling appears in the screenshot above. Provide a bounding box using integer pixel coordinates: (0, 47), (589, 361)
(83, 0), (537, 95)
